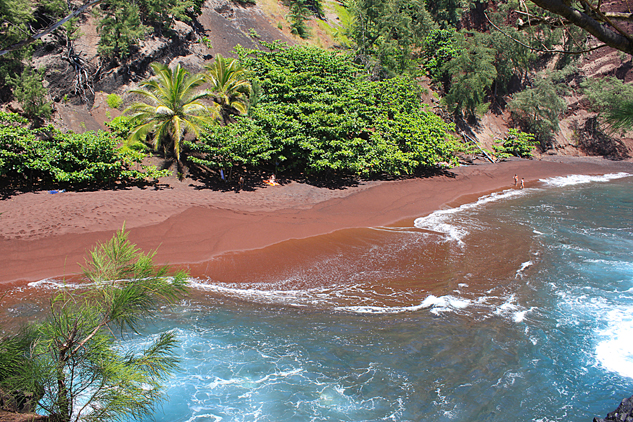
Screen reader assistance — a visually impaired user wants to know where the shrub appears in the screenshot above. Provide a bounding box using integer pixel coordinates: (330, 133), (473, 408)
(8, 66), (52, 121)
(0, 112), (169, 189)
(106, 93), (123, 109)
(421, 28), (460, 81)
(189, 45), (462, 177)
(442, 32), (497, 116)
(493, 129), (538, 158)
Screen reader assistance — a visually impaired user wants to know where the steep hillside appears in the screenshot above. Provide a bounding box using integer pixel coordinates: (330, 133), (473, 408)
(4, 0), (633, 162)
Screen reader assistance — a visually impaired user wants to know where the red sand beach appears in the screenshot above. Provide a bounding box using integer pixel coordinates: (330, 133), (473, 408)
(1, 156), (632, 286)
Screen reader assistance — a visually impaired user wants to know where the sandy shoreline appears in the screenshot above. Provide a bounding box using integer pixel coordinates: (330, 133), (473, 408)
(1, 156), (632, 286)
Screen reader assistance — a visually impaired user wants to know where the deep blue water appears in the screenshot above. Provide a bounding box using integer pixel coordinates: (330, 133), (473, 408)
(12, 172), (633, 421)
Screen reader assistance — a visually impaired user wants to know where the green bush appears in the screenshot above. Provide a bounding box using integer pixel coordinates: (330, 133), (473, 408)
(349, 0), (435, 77)
(493, 129), (538, 158)
(187, 45), (461, 177)
(105, 115), (135, 142)
(106, 93), (123, 109)
(421, 28), (460, 81)
(0, 112), (168, 189)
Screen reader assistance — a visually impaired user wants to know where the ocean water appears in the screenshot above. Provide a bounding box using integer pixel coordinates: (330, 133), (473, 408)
(7, 172), (633, 421)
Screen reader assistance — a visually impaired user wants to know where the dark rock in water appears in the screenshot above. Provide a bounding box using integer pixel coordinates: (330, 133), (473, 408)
(594, 396), (633, 422)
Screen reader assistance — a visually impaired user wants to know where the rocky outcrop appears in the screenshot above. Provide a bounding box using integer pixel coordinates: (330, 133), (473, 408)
(594, 396), (633, 422)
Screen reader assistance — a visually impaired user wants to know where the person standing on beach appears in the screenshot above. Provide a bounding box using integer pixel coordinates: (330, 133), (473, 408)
(521, 178), (525, 189)
(514, 174), (518, 186)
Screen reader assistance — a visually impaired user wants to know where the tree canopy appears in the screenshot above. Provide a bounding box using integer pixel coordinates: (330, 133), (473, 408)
(186, 44), (461, 177)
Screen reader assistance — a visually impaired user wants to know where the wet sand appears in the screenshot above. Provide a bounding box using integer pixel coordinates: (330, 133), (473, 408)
(1, 157), (632, 286)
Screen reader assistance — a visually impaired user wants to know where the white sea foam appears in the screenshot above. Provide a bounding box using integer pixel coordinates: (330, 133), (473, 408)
(335, 294), (472, 315)
(27, 278), (67, 289)
(540, 172), (631, 187)
(515, 261), (534, 279)
(414, 189), (528, 245)
(493, 294), (533, 323)
(595, 308), (633, 379)
(188, 278), (328, 307)
(184, 414), (222, 422)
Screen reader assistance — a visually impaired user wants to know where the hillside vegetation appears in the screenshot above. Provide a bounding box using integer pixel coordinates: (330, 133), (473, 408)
(1, 0), (632, 191)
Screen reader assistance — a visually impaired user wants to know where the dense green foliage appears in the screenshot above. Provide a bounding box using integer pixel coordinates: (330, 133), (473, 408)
(421, 28), (460, 82)
(125, 63), (216, 161)
(186, 45), (460, 177)
(492, 129), (538, 158)
(442, 32), (497, 116)
(0, 0), (34, 86)
(97, 0), (146, 58)
(0, 112), (168, 189)
(0, 228), (188, 421)
(106, 93), (123, 109)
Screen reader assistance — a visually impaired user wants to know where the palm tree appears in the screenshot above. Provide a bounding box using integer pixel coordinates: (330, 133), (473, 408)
(203, 54), (252, 124)
(125, 62), (217, 162)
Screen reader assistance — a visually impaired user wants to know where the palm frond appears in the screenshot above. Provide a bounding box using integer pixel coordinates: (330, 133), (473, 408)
(124, 62), (216, 159)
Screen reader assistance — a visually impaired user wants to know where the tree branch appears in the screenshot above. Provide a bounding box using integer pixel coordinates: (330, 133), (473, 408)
(485, 11), (608, 54)
(528, 0), (633, 55)
(578, 0), (632, 41)
(0, 0), (104, 57)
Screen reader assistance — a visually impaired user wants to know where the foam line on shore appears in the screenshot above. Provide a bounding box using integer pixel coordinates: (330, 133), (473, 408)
(540, 172), (631, 187)
(413, 189), (528, 245)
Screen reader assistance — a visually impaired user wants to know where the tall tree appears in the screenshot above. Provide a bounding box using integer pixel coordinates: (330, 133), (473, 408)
(203, 54), (252, 124)
(0, 227), (188, 422)
(349, 0), (436, 76)
(125, 62), (217, 162)
(442, 32), (498, 116)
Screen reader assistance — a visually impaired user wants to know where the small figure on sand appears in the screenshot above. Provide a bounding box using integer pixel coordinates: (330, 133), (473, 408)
(514, 174), (518, 186)
(239, 176), (244, 188)
(520, 178), (525, 189)
(264, 174), (279, 186)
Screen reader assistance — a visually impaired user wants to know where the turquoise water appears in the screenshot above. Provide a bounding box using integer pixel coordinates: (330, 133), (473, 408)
(13, 172), (633, 421)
